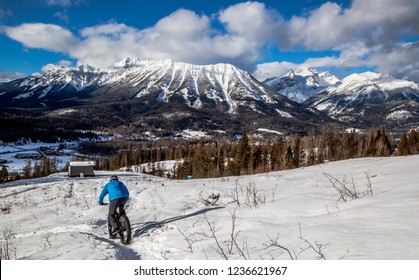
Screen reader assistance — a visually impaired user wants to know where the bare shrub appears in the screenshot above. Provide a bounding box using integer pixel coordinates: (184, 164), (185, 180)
(296, 223), (329, 260)
(264, 233), (295, 260)
(364, 171), (374, 196)
(225, 178), (243, 207)
(198, 192), (220, 207)
(199, 215), (229, 259)
(38, 232), (55, 250)
(321, 169), (374, 202)
(263, 224), (332, 260)
(1, 202), (12, 215)
(271, 183), (279, 203)
(198, 212), (248, 260)
(174, 219), (204, 253)
(1, 228), (17, 260)
(244, 181), (266, 209)
(225, 178), (266, 209)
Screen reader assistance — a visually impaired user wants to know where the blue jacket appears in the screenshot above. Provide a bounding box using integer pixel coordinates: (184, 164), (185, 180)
(98, 180), (129, 205)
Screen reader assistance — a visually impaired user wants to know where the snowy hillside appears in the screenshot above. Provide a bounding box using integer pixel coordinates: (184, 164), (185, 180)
(1, 155), (419, 260)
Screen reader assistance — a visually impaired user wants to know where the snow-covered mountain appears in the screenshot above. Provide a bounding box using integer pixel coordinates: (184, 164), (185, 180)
(0, 58), (293, 113)
(0, 64), (107, 101)
(262, 67), (340, 103)
(304, 72), (419, 127)
(0, 58), (328, 135)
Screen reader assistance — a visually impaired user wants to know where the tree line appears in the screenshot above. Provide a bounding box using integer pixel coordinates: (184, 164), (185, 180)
(94, 126), (419, 179)
(0, 157), (59, 183)
(1, 127), (418, 183)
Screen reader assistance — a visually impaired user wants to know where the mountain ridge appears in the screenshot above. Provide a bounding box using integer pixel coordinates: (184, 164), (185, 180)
(0, 58), (330, 137)
(1, 58), (419, 135)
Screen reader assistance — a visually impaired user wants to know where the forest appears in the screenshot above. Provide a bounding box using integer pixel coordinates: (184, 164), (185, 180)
(92, 126), (419, 179)
(1, 126), (418, 183)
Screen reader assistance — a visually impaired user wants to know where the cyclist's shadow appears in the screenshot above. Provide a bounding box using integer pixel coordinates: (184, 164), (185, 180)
(131, 206), (224, 238)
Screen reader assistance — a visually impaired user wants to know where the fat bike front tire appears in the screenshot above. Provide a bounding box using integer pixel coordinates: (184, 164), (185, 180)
(118, 215), (132, 245)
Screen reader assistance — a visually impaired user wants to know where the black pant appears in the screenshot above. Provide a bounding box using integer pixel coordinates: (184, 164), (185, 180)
(109, 197), (127, 229)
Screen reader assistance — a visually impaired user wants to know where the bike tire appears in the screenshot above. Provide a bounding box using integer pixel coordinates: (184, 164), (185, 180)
(118, 214), (132, 245)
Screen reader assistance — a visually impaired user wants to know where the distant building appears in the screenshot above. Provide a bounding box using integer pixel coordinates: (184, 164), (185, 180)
(68, 161), (95, 177)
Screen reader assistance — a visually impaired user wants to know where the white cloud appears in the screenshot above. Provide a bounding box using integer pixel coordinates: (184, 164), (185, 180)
(286, 0), (419, 50)
(219, 1), (282, 43)
(2, 8), (261, 69)
(3, 23), (79, 53)
(303, 43), (372, 69)
(370, 42), (419, 82)
(44, 0), (72, 7)
(253, 61), (299, 81)
(41, 59), (73, 72)
(154, 9), (211, 39)
(0, 71), (25, 83)
(2, 0), (419, 82)
(41, 63), (58, 72)
(54, 11), (69, 22)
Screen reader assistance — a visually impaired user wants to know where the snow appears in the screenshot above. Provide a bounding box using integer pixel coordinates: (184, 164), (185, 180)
(256, 128), (283, 135)
(53, 108), (78, 115)
(329, 71), (419, 95)
(264, 67), (340, 103)
(295, 67), (318, 76)
(180, 129), (207, 139)
(69, 161), (95, 166)
(386, 110), (413, 121)
(1, 155), (419, 260)
(3, 57), (282, 115)
(0, 141), (87, 172)
(276, 109), (293, 118)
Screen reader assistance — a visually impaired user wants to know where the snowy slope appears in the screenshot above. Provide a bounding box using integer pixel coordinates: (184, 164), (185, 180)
(1, 155), (418, 260)
(102, 58), (278, 113)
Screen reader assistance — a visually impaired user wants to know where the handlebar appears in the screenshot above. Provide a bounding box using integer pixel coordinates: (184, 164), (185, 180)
(101, 203), (109, 206)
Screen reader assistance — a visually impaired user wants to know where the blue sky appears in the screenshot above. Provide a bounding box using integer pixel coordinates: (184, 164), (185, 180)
(0, 0), (418, 82)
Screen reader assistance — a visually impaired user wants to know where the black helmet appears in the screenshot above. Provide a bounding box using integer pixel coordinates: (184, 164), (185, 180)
(110, 175), (119, 181)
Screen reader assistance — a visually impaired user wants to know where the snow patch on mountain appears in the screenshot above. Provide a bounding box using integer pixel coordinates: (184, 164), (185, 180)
(276, 109), (293, 118)
(386, 110), (413, 121)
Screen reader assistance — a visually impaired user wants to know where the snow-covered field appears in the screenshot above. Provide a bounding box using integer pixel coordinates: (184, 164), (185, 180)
(1, 155), (419, 260)
(0, 141), (81, 172)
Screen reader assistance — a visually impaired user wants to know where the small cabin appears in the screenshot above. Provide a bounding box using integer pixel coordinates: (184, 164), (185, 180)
(68, 161), (95, 177)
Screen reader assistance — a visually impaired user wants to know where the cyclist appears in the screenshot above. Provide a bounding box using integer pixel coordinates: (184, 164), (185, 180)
(98, 175), (130, 234)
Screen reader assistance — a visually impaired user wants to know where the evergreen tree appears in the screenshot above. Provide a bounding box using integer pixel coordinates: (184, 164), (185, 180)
(397, 133), (409, 156)
(229, 132), (251, 175)
(22, 160), (32, 179)
(285, 146), (295, 169)
(33, 161), (41, 178)
(192, 141), (210, 178)
(408, 130), (419, 154)
(0, 166), (9, 183)
(251, 145), (263, 172)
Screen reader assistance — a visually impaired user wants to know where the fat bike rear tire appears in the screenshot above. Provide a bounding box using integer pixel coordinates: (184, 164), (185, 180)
(118, 215), (132, 245)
